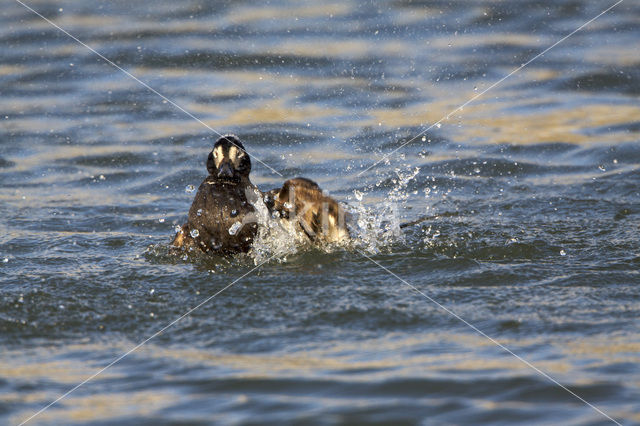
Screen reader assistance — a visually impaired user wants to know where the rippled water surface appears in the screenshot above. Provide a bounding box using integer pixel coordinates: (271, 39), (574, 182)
(2, 0), (640, 424)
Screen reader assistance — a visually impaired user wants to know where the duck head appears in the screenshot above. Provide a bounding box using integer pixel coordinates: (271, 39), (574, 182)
(207, 135), (251, 181)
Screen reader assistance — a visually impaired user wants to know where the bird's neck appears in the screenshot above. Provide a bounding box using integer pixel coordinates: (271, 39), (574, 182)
(208, 175), (252, 186)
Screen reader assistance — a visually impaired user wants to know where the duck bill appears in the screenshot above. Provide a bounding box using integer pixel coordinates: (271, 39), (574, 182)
(218, 162), (234, 178)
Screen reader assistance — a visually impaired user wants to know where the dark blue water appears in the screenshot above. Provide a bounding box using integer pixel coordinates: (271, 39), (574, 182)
(1, 0), (639, 424)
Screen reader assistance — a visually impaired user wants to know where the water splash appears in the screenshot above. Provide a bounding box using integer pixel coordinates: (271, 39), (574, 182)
(245, 187), (308, 265)
(160, 167), (424, 264)
(343, 167), (421, 254)
(228, 222), (242, 235)
(250, 164), (423, 259)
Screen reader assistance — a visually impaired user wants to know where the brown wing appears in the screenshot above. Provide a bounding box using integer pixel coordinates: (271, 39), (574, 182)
(274, 177), (349, 242)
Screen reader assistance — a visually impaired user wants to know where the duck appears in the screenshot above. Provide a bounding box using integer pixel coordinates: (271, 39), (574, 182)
(172, 135), (349, 254)
(271, 177), (349, 243)
(172, 135), (261, 254)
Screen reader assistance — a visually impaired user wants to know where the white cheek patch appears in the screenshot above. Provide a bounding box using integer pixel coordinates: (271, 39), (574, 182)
(214, 146), (225, 168)
(228, 145), (238, 161)
(228, 145), (246, 168)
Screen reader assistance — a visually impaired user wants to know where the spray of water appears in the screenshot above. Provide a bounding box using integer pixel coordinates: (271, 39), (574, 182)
(245, 187), (310, 265)
(150, 165), (429, 264)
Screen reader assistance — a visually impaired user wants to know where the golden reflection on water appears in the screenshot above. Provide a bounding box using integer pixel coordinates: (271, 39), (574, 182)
(430, 32), (544, 50)
(371, 90), (640, 146)
(464, 102), (640, 145)
(4, 55), (637, 154)
(13, 391), (177, 425)
(223, 101), (342, 127)
(585, 45), (640, 66)
(227, 3), (352, 26)
(4, 331), (639, 423)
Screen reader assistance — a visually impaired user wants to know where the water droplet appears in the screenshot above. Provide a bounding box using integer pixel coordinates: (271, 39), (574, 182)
(99, 175), (106, 180)
(158, 218), (165, 223)
(185, 184), (196, 193)
(150, 312), (155, 318)
(2, 258), (8, 263)
(473, 86), (478, 91)
(436, 123), (442, 129)
(283, 202), (294, 210)
(196, 208), (203, 216)
(190, 229), (200, 238)
(354, 190), (363, 201)
(598, 165), (606, 172)
(421, 136), (426, 142)
(560, 249), (566, 256)
(149, 288), (155, 295)
(174, 225), (182, 233)
(228, 222), (242, 235)
(230, 209), (238, 217)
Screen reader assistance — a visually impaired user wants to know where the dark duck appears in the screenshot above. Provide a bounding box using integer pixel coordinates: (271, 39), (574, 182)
(172, 135), (260, 254)
(172, 135), (349, 255)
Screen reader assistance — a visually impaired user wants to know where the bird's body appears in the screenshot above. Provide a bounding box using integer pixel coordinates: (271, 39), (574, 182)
(273, 177), (349, 243)
(174, 177), (259, 254)
(172, 135), (349, 255)
(172, 135), (260, 254)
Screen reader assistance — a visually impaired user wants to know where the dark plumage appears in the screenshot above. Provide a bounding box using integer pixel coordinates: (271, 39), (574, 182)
(172, 135), (349, 255)
(172, 135), (260, 254)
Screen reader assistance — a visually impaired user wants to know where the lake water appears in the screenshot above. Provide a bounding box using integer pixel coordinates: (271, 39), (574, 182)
(1, 0), (639, 425)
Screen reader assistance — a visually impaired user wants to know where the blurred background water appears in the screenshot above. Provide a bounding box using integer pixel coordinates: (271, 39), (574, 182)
(1, 0), (640, 424)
